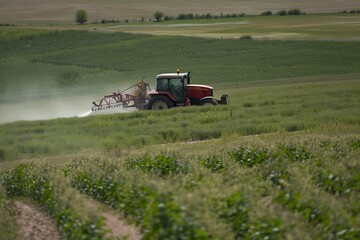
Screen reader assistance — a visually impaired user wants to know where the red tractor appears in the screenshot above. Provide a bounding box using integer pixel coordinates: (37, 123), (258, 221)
(147, 71), (228, 110)
(91, 71), (228, 112)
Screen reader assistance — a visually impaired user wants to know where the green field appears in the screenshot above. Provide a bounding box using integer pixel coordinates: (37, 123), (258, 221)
(1, 21), (360, 122)
(1, 9), (360, 240)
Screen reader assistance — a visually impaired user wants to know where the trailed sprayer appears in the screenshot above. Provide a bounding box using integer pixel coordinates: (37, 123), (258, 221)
(91, 70), (228, 112)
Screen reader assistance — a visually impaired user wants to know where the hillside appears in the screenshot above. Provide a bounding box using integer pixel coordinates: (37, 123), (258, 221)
(0, 5), (359, 240)
(0, 0), (359, 24)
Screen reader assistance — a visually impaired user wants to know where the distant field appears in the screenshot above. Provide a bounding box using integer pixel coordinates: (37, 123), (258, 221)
(65, 14), (360, 41)
(0, 0), (359, 24)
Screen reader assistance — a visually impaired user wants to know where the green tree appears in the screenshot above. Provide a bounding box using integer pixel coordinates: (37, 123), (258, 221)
(153, 11), (164, 22)
(277, 10), (287, 16)
(288, 8), (302, 15)
(75, 9), (88, 24)
(261, 10), (272, 16)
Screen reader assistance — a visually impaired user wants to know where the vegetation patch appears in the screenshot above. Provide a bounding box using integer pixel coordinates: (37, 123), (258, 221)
(125, 154), (189, 177)
(1, 164), (107, 240)
(0, 186), (16, 240)
(197, 155), (227, 173)
(228, 147), (270, 167)
(143, 193), (211, 239)
(218, 191), (284, 239)
(275, 190), (331, 227)
(315, 169), (360, 197)
(276, 145), (311, 162)
(67, 161), (211, 238)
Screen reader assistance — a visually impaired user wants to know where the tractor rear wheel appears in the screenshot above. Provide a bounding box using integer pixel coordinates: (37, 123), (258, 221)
(148, 95), (173, 110)
(200, 99), (217, 106)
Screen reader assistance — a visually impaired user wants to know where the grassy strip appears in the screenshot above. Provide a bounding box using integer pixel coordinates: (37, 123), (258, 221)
(0, 164), (108, 240)
(0, 186), (17, 240)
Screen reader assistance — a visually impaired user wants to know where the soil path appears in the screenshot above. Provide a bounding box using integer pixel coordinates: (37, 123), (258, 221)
(14, 199), (142, 240)
(14, 201), (62, 240)
(82, 196), (143, 240)
(103, 211), (143, 240)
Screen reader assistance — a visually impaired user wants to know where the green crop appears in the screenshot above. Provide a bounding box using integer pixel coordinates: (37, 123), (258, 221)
(0, 164), (108, 240)
(125, 154), (189, 177)
(67, 159), (210, 238)
(218, 191), (284, 239)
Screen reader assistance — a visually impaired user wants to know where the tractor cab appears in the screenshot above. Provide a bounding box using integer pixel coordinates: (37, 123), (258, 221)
(155, 72), (190, 103)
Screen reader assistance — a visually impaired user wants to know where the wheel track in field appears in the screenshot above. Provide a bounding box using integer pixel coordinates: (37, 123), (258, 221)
(14, 199), (142, 240)
(81, 195), (143, 240)
(14, 200), (62, 240)
(103, 211), (142, 240)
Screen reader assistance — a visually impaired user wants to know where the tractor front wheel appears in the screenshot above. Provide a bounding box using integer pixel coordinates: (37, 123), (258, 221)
(148, 96), (173, 110)
(199, 99), (217, 106)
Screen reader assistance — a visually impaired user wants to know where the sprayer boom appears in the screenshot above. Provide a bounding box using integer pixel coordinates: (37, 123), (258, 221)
(91, 80), (149, 111)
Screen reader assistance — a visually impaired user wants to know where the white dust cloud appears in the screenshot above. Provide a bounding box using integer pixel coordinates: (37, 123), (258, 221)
(0, 84), (138, 124)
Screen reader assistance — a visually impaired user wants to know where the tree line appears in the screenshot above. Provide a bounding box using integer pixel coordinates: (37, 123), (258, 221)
(75, 8), (360, 24)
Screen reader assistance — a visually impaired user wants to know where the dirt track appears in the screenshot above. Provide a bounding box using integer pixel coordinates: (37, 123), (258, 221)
(14, 200), (142, 240)
(14, 201), (62, 240)
(104, 212), (142, 239)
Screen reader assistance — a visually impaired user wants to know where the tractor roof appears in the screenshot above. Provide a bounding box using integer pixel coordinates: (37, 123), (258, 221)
(157, 73), (188, 79)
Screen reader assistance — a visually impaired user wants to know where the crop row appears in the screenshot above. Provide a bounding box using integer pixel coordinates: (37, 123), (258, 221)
(66, 158), (286, 239)
(66, 161), (211, 239)
(0, 138), (358, 239)
(218, 191), (283, 239)
(123, 144), (313, 177)
(0, 164), (108, 240)
(65, 140), (358, 238)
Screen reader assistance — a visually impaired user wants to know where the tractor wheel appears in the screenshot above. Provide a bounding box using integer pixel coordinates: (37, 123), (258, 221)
(199, 99), (218, 106)
(148, 95), (174, 110)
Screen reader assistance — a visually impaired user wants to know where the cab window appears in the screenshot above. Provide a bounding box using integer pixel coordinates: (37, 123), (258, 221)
(157, 79), (168, 91)
(169, 78), (182, 90)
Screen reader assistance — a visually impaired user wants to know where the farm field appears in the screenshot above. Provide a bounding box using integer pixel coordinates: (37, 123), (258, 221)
(1, 0), (359, 24)
(0, 7), (360, 240)
(1, 24), (360, 123)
